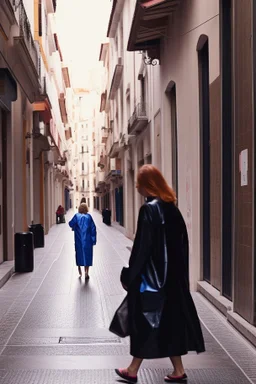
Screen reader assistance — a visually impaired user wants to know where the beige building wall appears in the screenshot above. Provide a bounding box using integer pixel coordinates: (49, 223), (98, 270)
(103, 0), (220, 290)
(159, 0), (220, 289)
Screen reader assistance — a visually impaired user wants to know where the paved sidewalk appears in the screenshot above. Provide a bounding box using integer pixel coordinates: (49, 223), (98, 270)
(0, 210), (255, 383)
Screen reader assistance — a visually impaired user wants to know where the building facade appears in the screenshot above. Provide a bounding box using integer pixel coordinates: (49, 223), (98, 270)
(0, 0), (72, 263)
(71, 89), (98, 212)
(96, 0), (256, 339)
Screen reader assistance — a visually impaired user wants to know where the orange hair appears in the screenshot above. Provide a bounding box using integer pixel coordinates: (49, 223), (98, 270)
(137, 164), (177, 203)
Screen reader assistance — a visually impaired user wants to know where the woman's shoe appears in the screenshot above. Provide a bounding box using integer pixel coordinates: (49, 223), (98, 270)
(85, 273), (90, 280)
(115, 368), (138, 383)
(164, 373), (187, 382)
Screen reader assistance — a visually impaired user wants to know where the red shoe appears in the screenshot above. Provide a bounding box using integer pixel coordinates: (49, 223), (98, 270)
(115, 368), (138, 383)
(164, 373), (187, 382)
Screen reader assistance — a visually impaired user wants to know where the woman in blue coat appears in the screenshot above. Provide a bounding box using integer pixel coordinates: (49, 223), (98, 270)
(69, 203), (97, 279)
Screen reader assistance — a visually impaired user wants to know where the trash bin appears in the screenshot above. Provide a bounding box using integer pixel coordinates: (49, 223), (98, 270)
(104, 209), (111, 226)
(15, 232), (34, 273)
(28, 224), (44, 248)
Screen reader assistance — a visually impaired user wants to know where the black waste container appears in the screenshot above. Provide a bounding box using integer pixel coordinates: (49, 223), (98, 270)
(103, 209), (111, 226)
(28, 224), (44, 248)
(15, 232), (34, 273)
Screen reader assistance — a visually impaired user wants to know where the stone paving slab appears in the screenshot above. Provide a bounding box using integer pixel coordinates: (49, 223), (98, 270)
(0, 211), (255, 383)
(0, 368), (251, 384)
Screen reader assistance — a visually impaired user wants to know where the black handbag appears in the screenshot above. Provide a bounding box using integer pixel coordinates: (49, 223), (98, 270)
(109, 295), (130, 338)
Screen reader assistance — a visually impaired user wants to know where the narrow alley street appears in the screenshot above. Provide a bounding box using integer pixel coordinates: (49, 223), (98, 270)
(0, 211), (256, 384)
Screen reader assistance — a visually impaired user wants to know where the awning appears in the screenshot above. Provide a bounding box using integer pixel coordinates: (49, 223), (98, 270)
(107, 0), (125, 38)
(108, 141), (122, 158)
(128, 0), (181, 58)
(65, 127), (72, 140)
(99, 43), (109, 62)
(109, 63), (123, 100)
(100, 91), (107, 112)
(141, 0), (167, 8)
(62, 67), (71, 88)
(33, 98), (52, 123)
(59, 93), (68, 124)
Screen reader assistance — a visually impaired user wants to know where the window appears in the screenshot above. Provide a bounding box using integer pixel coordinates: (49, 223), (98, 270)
(81, 146), (84, 153)
(82, 162), (84, 171)
(38, 0), (42, 37)
(87, 180), (90, 188)
(82, 180), (85, 190)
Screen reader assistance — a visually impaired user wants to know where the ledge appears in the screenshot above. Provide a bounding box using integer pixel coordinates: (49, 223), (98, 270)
(227, 311), (256, 348)
(198, 280), (256, 348)
(0, 261), (14, 289)
(197, 280), (233, 316)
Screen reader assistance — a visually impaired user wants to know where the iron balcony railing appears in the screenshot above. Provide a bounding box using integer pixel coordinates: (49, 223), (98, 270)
(128, 102), (147, 131)
(18, 1), (40, 74)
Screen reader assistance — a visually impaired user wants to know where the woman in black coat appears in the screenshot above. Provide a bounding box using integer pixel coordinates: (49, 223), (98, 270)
(115, 165), (205, 383)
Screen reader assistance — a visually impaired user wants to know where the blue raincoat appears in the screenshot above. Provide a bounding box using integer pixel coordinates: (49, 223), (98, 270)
(69, 213), (97, 266)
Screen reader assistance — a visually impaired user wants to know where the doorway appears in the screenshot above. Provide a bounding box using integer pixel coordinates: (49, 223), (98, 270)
(221, 0), (233, 300)
(166, 82), (178, 197)
(198, 37), (211, 282)
(0, 109), (7, 264)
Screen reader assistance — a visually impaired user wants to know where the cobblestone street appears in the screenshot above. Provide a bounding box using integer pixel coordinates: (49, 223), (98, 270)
(0, 211), (256, 384)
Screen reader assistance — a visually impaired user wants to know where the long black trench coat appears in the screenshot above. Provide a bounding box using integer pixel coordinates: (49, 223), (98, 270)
(121, 198), (205, 359)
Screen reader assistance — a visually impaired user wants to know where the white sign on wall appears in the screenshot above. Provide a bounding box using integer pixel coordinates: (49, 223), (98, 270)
(239, 149), (248, 187)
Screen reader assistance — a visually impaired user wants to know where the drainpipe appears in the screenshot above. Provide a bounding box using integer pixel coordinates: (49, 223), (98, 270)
(133, 52), (136, 108)
(150, 64), (155, 165)
(30, 134), (34, 224)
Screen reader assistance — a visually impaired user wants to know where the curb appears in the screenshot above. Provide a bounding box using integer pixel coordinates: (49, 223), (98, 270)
(198, 280), (256, 348)
(0, 261), (14, 290)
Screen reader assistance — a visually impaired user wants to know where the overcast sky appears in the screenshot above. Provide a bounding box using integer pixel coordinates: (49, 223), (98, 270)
(56, 0), (111, 88)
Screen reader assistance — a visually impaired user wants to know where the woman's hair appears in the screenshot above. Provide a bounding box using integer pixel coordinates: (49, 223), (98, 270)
(78, 203), (88, 214)
(137, 164), (177, 203)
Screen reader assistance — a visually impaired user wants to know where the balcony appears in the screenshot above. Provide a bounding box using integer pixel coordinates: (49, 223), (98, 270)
(128, 102), (148, 135)
(101, 129), (108, 144)
(14, 1), (39, 75)
(96, 170), (105, 186)
(109, 59), (123, 100)
(0, 1), (16, 40)
(105, 158), (122, 181)
(33, 76), (52, 123)
(11, 1), (40, 102)
(79, 188), (89, 193)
